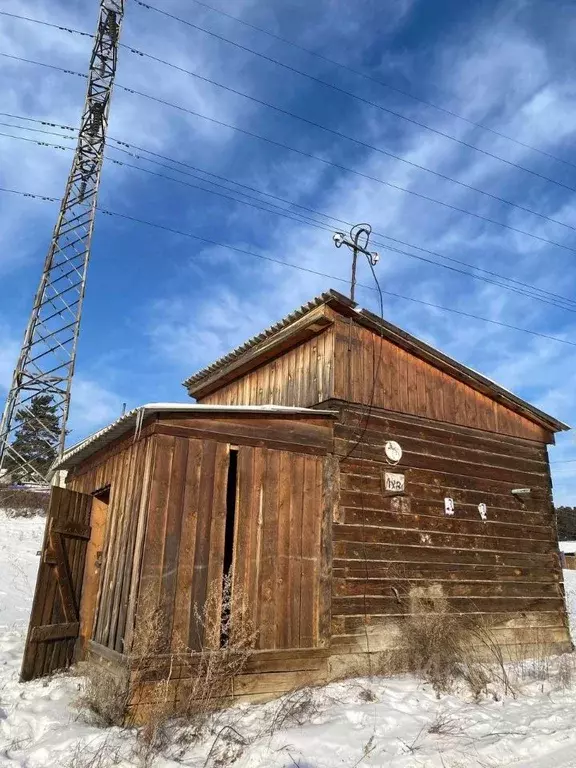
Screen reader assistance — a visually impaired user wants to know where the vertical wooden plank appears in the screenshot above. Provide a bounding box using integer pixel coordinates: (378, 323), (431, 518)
(171, 438), (202, 651)
(92, 451), (119, 644)
(189, 440), (218, 650)
(100, 449), (131, 647)
(108, 444), (139, 650)
(203, 442), (230, 649)
(29, 490), (64, 678)
(288, 453), (304, 647)
(123, 437), (156, 654)
(115, 439), (148, 652)
(248, 448), (265, 641)
(258, 449), (280, 648)
(299, 456), (319, 647)
(276, 451), (292, 649)
(159, 437), (189, 650)
(319, 454), (336, 646)
(133, 434), (174, 638)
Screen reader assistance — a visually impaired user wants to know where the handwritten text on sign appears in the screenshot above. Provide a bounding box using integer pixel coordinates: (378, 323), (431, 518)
(384, 472), (405, 493)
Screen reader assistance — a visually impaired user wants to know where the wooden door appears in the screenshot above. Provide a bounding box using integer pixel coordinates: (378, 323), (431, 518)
(79, 489), (109, 649)
(232, 447), (326, 650)
(21, 486), (93, 681)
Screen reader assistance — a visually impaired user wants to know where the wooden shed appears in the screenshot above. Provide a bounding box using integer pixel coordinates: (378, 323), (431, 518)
(22, 289), (571, 713)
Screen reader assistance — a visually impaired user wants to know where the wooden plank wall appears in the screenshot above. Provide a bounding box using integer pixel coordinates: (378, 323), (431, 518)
(132, 435), (328, 654)
(332, 318), (552, 442)
(66, 433), (155, 654)
(331, 403), (570, 653)
(233, 446), (327, 650)
(198, 328), (335, 407)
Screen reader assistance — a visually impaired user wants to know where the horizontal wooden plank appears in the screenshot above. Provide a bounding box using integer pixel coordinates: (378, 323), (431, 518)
(334, 541), (559, 568)
(335, 422), (547, 472)
(333, 523), (555, 556)
(30, 622), (79, 643)
(339, 488), (549, 521)
(339, 507), (554, 541)
(333, 578), (561, 599)
(332, 611), (568, 635)
(337, 409), (548, 457)
(51, 522), (91, 540)
(132, 652), (330, 683)
(332, 595), (566, 617)
(156, 424), (329, 456)
(333, 560), (560, 583)
(340, 465), (549, 496)
(87, 640), (128, 666)
(331, 626), (571, 650)
(335, 437), (547, 487)
(158, 414), (333, 449)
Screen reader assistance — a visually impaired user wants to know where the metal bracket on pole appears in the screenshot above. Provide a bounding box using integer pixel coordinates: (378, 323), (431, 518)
(333, 223), (379, 302)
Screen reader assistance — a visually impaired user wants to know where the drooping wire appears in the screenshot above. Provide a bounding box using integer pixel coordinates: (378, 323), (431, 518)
(165, 0), (576, 173)
(3, 124), (576, 316)
(5, 109), (576, 312)
(2, 183), (576, 350)
(131, 1), (576, 196)
(119, 44), (576, 235)
(4, 5), (575, 175)
(5, 50), (576, 259)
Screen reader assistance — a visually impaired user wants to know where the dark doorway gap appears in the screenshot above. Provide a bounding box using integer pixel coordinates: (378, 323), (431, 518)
(220, 447), (238, 647)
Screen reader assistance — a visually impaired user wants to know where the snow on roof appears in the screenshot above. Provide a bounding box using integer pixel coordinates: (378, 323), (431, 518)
(54, 402), (337, 471)
(559, 541), (576, 553)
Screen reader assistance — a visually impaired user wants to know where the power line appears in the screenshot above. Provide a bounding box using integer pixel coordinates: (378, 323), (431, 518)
(6, 50), (576, 259)
(6, 4), (575, 177)
(6, 8), (576, 229)
(4, 125), (576, 315)
(133, 1), (576, 201)
(122, 43), (576, 236)
(2, 183), (576, 350)
(4, 116), (576, 314)
(176, 0), (576, 174)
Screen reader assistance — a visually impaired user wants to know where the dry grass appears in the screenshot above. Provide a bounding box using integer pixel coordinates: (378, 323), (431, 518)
(396, 596), (514, 698)
(129, 576), (256, 761)
(74, 662), (131, 728)
(0, 486), (49, 517)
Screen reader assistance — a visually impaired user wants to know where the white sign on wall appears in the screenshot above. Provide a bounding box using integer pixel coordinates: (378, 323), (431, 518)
(444, 497), (455, 516)
(384, 440), (403, 464)
(384, 472), (405, 493)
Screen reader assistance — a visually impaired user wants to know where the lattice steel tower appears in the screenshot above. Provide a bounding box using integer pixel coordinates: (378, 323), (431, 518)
(0, 0), (124, 483)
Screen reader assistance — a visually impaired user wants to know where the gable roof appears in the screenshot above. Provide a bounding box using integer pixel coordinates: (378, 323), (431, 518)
(184, 289), (569, 434)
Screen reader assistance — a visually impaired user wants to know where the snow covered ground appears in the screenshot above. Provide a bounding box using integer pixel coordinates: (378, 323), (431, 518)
(2, 511), (576, 768)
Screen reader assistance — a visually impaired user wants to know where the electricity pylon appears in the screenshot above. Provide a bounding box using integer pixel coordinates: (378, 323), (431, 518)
(0, 0), (124, 483)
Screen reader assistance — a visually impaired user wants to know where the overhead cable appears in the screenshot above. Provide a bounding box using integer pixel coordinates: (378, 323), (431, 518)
(2, 183), (576, 350)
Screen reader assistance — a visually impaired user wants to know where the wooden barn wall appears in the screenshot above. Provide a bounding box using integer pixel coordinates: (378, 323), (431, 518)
(66, 433), (155, 655)
(134, 431), (330, 655)
(198, 327), (335, 408)
(233, 446), (327, 650)
(330, 403), (570, 653)
(332, 319), (552, 442)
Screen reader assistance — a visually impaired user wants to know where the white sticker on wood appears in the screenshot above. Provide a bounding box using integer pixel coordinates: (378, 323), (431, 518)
(384, 472), (405, 493)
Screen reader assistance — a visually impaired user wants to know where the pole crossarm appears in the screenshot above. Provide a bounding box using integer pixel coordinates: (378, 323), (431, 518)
(0, 0), (124, 484)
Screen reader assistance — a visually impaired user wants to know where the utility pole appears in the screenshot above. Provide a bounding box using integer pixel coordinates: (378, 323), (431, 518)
(0, 0), (124, 483)
(333, 223), (379, 302)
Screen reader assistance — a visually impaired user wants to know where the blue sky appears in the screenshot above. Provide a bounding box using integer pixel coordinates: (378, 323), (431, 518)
(1, 0), (576, 503)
